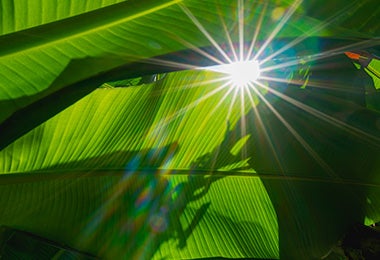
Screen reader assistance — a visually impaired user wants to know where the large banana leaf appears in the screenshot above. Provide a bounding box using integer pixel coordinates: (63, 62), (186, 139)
(1, 0), (380, 259)
(0, 0), (375, 125)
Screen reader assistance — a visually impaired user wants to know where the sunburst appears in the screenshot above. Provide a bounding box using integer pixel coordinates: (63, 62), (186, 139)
(205, 59), (261, 88)
(141, 0), (376, 176)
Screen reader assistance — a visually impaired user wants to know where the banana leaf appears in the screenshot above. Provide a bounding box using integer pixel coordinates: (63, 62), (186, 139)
(1, 0), (380, 259)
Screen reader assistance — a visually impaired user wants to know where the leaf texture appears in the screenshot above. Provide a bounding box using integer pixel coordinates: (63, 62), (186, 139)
(1, 1), (380, 259)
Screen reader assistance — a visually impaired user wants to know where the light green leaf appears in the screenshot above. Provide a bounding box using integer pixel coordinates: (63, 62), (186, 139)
(1, 1), (380, 259)
(0, 0), (128, 35)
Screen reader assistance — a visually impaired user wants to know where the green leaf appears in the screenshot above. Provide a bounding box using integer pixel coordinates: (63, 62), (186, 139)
(0, 0), (372, 125)
(0, 69), (278, 258)
(1, 1), (380, 259)
(0, 0), (128, 35)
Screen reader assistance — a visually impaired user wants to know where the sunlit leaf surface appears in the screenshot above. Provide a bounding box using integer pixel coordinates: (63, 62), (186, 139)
(1, 0), (380, 259)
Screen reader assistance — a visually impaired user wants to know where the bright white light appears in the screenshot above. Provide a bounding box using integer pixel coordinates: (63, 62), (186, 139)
(205, 60), (261, 87)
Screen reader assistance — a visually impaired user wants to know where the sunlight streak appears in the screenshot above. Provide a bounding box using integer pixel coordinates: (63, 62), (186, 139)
(259, 75), (344, 91)
(168, 34), (226, 65)
(251, 81), (337, 177)
(239, 88), (248, 158)
(260, 39), (380, 73)
(245, 85), (285, 173)
(194, 88), (240, 172)
(179, 3), (232, 63)
(152, 81), (231, 135)
(260, 58), (306, 73)
(260, 0), (364, 65)
(150, 77), (228, 96)
(148, 0), (380, 177)
(143, 57), (198, 70)
(240, 87), (247, 136)
(200, 86), (236, 122)
(255, 78), (380, 146)
(246, 1), (268, 61)
(226, 87), (240, 121)
(193, 88), (236, 140)
(254, 0), (303, 61)
(238, 0), (245, 61)
(216, 2), (238, 61)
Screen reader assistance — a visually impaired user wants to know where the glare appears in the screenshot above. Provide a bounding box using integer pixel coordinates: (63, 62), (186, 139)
(205, 60), (261, 87)
(171, 0), (371, 179)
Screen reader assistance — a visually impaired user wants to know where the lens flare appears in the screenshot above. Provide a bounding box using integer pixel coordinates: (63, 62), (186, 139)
(205, 60), (261, 87)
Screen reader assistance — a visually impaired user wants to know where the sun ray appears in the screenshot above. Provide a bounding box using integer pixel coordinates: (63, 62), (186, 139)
(208, 84), (242, 171)
(112, 47), (225, 71)
(167, 33), (227, 65)
(205, 84), (244, 172)
(141, 57), (198, 70)
(191, 87), (237, 171)
(260, 38), (380, 73)
(251, 81), (337, 177)
(259, 58), (304, 73)
(260, 55), (319, 73)
(216, 1), (239, 61)
(259, 75), (358, 93)
(253, 0), (303, 61)
(200, 85), (236, 122)
(245, 85), (285, 173)
(255, 78), (380, 146)
(239, 87), (249, 158)
(240, 86), (247, 137)
(182, 80), (241, 173)
(226, 85), (240, 121)
(178, 3), (233, 63)
(246, 1), (268, 61)
(151, 80), (232, 135)
(193, 87), (236, 136)
(137, 0), (380, 180)
(260, 0), (365, 65)
(150, 77), (228, 97)
(238, 0), (245, 61)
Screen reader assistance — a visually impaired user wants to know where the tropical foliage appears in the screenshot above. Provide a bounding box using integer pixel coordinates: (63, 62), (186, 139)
(0, 0), (380, 259)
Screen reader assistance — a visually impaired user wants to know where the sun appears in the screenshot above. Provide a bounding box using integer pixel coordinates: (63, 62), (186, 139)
(205, 59), (261, 87)
(223, 60), (261, 87)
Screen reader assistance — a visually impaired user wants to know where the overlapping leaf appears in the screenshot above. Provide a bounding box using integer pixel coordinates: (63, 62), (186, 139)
(0, 0), (372, 125)
(1, 0), (380, 259)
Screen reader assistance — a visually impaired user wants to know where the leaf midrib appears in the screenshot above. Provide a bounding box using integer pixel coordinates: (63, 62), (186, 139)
(0, 0), (182, 57)
(1, 168), (379, 187)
